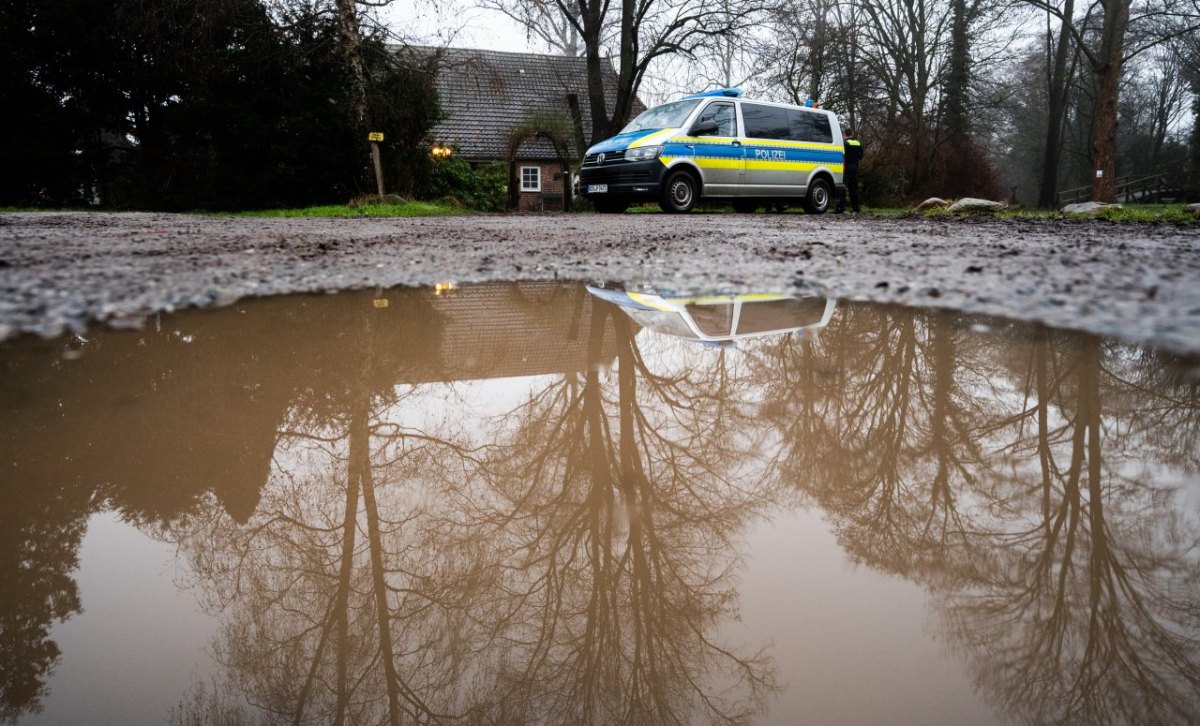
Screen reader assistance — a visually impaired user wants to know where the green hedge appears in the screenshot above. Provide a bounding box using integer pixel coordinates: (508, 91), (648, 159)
(422, 158), (508, 212)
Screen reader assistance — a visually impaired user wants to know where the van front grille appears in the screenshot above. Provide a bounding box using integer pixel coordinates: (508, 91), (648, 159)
(579, 167), (655, 185)
(583, 150), (626, 166)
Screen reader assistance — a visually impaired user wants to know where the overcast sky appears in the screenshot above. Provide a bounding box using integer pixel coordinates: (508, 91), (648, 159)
(380, 2), (539, 55)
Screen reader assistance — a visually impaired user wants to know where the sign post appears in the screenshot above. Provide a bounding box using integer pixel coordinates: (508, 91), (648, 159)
(368, 132), (385, 196)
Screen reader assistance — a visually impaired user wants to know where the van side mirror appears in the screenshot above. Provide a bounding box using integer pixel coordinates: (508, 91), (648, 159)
(691, 120), (720, 136)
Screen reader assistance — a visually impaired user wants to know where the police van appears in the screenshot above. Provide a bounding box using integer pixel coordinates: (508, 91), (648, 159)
(578, 89), (844, 214)
(586, 284), (837, 345)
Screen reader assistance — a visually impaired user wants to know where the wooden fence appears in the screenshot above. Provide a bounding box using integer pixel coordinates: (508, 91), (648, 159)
(1056, 173), (1191, 206)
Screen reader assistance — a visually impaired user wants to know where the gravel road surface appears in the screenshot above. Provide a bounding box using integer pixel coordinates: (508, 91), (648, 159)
(2, 211), (1198, 354)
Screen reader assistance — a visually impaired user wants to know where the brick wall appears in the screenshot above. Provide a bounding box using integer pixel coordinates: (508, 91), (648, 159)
(516, 160), (566, 212)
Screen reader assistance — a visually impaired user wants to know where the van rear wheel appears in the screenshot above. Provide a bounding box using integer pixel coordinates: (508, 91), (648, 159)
(659, 170), (698, 213)
(803, 178), (832, 215)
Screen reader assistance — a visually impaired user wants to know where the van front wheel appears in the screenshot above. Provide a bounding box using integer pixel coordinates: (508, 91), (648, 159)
(803, 178), (832, 215)
(660, 170), (698, 213)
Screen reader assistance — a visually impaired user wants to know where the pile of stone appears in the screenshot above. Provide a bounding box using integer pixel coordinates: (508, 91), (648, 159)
(947, 197), (1008, 213)
(1060, 201), (1122, 215)
(915, 197), (950, 211)
(914, 197), (1008, 213)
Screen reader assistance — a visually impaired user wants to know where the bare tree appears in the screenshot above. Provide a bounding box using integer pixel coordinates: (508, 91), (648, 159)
(1021, 0), (1200, 201)
(478, 0), (586, 53)
(1036, 0), (1084, 206)
(757, 0), (847, 106)
(487, 0), (763, 141)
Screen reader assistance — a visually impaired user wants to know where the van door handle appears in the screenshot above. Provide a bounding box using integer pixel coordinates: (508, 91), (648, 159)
(731, 140), (742, 147)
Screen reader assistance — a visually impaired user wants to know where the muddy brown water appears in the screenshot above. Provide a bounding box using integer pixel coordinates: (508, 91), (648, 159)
(2, 281), (1199, 725)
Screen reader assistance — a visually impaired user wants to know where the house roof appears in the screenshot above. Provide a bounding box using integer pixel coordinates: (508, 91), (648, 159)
(398, 46), (644, 162)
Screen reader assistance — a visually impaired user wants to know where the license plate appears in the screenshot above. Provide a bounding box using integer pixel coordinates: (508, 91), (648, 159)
(587, 184), (608, 193)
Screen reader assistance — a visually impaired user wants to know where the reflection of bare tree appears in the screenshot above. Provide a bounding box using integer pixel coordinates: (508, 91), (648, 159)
(754, 305), (1200, 725)
(0, 479), (88, 723)
(759, 306), (996, 584)
(476, 304), (777, 724)
(167, 291), (776, 725)
(942, 333), (1200, 725)
(169, 305), (499, 724)
(11, 281), (1199, 725)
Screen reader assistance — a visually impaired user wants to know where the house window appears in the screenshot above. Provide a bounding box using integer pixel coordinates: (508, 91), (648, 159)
(520, 166), (541, 192)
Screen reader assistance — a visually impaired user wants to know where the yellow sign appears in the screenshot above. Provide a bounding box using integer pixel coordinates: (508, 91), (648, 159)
(368, 132), (384, 142)
(373, 298), (389, 308)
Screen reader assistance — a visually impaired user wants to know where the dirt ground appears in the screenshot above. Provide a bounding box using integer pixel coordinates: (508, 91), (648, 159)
(1, 211), (1198, 355)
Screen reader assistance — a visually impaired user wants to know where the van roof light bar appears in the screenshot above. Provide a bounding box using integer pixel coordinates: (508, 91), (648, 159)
(684, 88), (742, 99)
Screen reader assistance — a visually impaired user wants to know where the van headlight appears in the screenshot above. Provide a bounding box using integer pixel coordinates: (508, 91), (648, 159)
(625, 145), (662, 161)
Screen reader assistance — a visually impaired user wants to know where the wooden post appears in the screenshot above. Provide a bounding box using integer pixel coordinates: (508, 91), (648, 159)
(368, 132), (385, 196)
(370, 142), (384, 196)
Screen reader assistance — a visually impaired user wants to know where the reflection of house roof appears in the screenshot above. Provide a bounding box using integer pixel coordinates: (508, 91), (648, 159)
(416, 282), (621, 383)
(0, 283), (627, 524)
(400, 46), (644, 161)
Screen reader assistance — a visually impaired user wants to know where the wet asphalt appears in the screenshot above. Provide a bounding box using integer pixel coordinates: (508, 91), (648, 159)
(1, 211), (1198, 354)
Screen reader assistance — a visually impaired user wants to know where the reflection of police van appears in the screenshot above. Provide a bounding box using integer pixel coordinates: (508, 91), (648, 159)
(586, 285), (837, 345)
(578, 89), (844, 214)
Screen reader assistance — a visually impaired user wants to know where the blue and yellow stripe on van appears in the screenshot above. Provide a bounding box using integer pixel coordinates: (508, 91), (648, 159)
(659, 137), (744, 170)
(586, 287), (794, 312)
(636, 292), (792, 307)
(657, 136), (844, 174)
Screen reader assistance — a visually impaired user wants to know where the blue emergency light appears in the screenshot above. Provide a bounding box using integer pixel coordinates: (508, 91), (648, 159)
(684, 88), (742, 99)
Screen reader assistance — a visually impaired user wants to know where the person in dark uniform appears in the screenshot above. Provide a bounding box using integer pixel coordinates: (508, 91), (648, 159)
(836, 128), (864, 213)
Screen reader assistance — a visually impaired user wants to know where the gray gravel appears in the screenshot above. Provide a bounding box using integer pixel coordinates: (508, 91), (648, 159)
(1, 211), (1198, 354)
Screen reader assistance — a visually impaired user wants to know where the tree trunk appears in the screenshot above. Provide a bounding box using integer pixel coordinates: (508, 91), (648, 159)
(1089, 0), (1131, 203)
(809, 3), (827, 101)
(582, 25), (609, 145)
(943, 0), (970, 143)
(566, 93), (588, 157)
(908, 115), (925, 196)
(610, 0), (638, 137)
(354, 409), (404, 726)
(847, 0), (859, 130)
(1037, 0), (1075, 208)
(331, 439), (361, 726)
(1189, 77), (1200, 196)
(336, 0), (368, 127)
(507, 159), (519, 211)
(335, 0), (373, 189)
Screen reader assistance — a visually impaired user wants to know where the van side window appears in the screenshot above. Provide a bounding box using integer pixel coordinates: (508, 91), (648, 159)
(691, 102), (736, 137)
(788, 110), (833, 143)
(742, 103), (790, 140)
(685, 303), (734, 336)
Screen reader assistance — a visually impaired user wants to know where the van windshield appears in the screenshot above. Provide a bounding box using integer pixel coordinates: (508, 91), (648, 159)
(620, 99), (701, 133)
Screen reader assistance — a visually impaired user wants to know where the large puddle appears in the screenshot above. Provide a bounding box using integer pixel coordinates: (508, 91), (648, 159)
(3, 282), (1199, 725)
